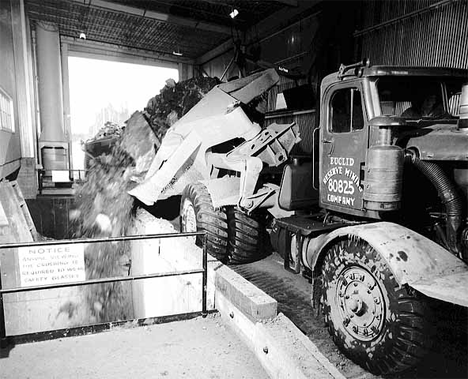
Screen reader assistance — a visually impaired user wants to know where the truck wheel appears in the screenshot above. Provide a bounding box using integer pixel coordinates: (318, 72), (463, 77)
(180, 182), (229, 263)
(321, 238), (432, 375)
(226, 207), (269, 264)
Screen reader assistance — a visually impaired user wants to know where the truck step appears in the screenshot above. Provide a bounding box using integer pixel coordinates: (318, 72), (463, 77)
(275, 216), (347, 236)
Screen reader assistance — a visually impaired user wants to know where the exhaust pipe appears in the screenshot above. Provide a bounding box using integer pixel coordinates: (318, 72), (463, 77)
(406, 151), (463, 255)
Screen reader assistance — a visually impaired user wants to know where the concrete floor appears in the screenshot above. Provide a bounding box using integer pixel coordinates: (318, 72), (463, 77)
(0, 313), (269, 379)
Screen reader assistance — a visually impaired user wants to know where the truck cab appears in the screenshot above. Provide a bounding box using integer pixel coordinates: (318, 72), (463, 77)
(272, 62), (468, 375)
(318, 64), (467, 221)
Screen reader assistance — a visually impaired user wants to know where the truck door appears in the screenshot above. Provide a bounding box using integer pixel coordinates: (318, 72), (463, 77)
(320, 84), (368, 212)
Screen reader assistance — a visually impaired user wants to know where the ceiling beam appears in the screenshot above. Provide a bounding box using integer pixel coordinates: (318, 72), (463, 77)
(195, 38), (234, 66)
(246, 0), (321, 42)
(272, 0), (298, 6)
(67, 0), (232, 35)
(64, 36), (189, 66)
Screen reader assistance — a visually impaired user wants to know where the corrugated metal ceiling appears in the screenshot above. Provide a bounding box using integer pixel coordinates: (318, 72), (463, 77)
(25, 0), (291, 60)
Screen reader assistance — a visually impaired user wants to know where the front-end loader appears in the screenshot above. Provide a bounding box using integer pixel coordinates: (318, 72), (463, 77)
(129, 68), (300, 264)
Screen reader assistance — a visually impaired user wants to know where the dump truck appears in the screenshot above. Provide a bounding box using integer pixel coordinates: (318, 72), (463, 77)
(129, 62), (468, 375)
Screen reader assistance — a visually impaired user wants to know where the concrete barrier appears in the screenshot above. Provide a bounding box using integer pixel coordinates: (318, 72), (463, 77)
(130, 209), (211, 318)
(130, 209), (277, 321)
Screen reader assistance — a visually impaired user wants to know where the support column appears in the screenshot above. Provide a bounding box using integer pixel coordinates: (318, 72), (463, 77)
(36, 21), (68, 175)
(178, 63), (194, 81)
(61, 42), (73, 171)
(10, 0), (38, 198)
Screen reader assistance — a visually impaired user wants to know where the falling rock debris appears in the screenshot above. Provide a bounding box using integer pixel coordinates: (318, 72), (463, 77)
(71, 76), (219, 322)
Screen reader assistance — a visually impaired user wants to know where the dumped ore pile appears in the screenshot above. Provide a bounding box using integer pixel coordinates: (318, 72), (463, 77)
(145, 76), (219, 140)
(72, 76), (219, 323)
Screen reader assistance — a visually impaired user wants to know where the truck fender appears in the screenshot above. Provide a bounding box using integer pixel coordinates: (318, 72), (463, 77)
(311, 221), (468, 307)
(200, 176), (240, 208)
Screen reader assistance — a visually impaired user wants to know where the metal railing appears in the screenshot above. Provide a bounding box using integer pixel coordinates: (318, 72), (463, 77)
(0, 231), (208, 344)
(37, 168), (88, 194)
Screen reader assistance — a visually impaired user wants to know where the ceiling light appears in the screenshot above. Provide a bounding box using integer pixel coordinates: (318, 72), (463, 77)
(79, 31), (86, 40)
(173, 51), (183, 56)
(230, 9), (239, 19)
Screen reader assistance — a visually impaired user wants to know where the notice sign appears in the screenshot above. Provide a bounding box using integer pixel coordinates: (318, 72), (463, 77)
(18, 244), (85, 287)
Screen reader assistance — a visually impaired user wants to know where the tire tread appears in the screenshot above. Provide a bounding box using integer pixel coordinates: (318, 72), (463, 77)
(321, 238), (432, 375)
(180, 182), (229, 262)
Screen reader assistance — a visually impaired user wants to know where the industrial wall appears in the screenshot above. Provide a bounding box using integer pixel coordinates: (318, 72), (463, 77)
(355, 0), (468, 68)
(198, 1), (358, 112)
(201, 0), (468, 104)
(0, 0), (22, 180)
(0, 0), (38, 198)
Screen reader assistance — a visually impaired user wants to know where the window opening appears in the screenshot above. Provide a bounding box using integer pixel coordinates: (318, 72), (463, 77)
(68, 57), (178, 171)
(376, 77), (463, 119)
(330, 88), (363, 133)
(0, 87), (14, 132)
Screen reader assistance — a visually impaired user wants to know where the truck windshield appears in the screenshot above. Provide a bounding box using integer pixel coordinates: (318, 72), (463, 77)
(376, 76), (462, 119)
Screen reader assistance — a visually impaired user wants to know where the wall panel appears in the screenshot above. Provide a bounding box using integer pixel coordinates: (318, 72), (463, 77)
(355, 0), (468, 69)
(0, 0), (22, 180)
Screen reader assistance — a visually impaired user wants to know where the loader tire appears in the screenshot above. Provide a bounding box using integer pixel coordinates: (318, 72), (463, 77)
(180, 182), (229, 262)
(226, 207), (269, 264)
(321, 238), (432, 375)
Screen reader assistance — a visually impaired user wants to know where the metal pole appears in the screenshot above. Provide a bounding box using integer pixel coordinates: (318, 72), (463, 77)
(202, 233), (208, 317)
(0, 231), (204, 250)
(0, 268), (204, 295)
(0, 230), (208, 341)
(0, 273), (6, 346)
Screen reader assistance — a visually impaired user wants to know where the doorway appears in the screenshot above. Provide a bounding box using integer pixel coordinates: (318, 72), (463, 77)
(68, 56), (179, 171)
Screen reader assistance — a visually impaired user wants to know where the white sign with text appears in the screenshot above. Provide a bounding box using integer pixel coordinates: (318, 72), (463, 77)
(18, 244), (85, 287)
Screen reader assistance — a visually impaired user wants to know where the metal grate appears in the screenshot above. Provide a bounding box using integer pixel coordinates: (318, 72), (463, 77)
(356, 0), (468, 69)
(25, 0), (288, 60)
(25, 0), (229, 59)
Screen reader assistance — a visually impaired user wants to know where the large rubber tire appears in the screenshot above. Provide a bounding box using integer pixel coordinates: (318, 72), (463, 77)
(321, 238), (432, 375)
(180, 182), (229, 262)
(226, 207), (269, 264)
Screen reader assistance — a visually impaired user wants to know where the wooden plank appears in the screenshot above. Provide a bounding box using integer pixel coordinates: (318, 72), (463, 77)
(11, 181), (38, 240)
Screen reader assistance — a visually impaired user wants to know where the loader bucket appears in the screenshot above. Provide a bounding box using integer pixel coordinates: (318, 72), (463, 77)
(128, 69), (280, 206)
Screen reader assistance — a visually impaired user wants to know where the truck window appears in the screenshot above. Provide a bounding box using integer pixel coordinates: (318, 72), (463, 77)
(447, 81), (462, 117)
(330, 88), (364, 133)
(376, 77), (463, 119)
